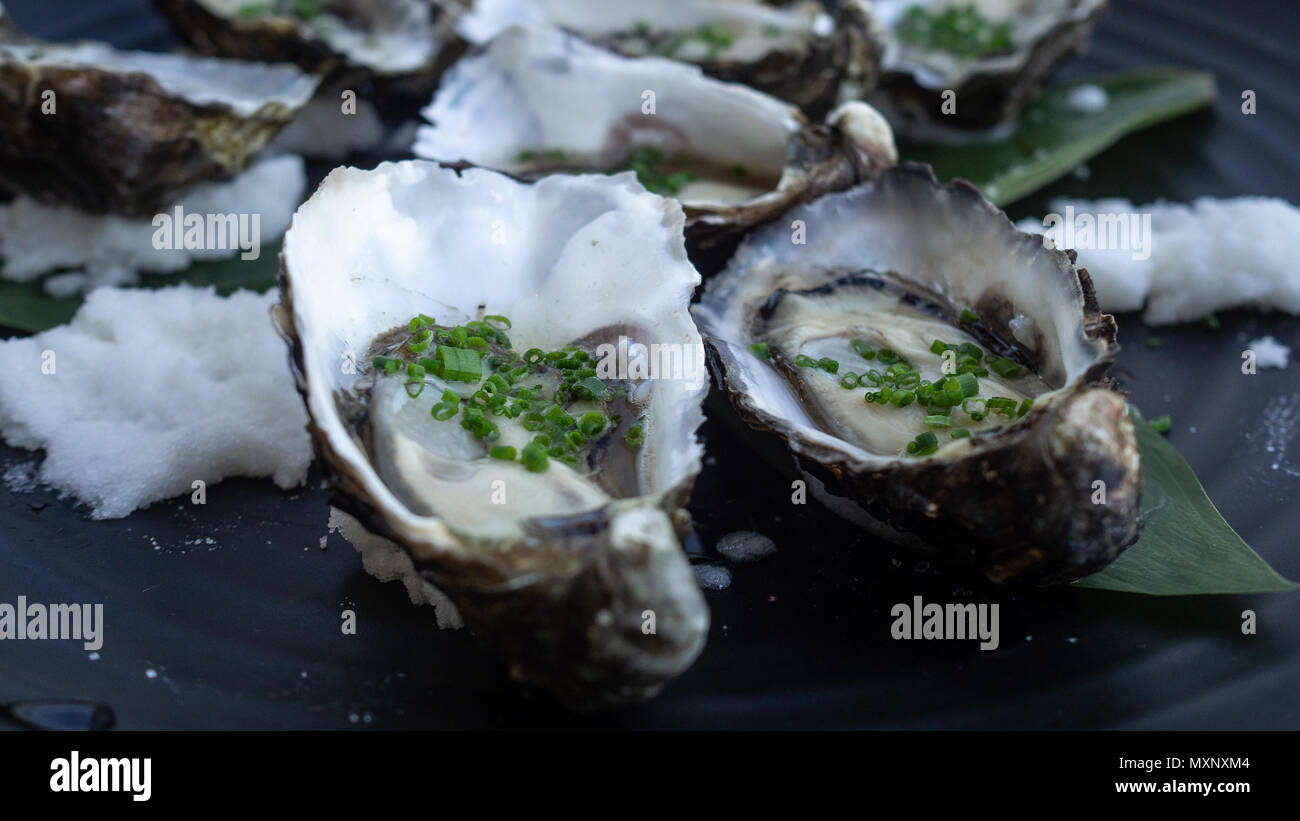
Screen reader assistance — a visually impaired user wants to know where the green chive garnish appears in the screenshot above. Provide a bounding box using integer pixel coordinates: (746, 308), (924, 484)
(489, 445), (516, 461)
(521, 442), (549, 472)
(924, 414), (952, 427)
(960, 309), (979, 324)
(986, 397), (1018, 416)
(817, 357), (839, 374)
(954, 372), (979, 397)
(750, 342), (771, 359)
(579, 411), (607, 438)
(951, 428), (971, 439)
(1150, 414), (1172, 434)
(438, 346), (483, 382)
(990, 357), (1022, 378)
(907, 431), (939, 456)
(624, 425), (644, 448)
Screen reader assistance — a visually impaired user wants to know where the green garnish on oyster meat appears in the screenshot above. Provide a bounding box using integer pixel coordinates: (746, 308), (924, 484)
(895, 3), (1015, 60)
(237, 0), (322, 21)
(747, 275), (1047, 458)
(365, 312), (646, 539)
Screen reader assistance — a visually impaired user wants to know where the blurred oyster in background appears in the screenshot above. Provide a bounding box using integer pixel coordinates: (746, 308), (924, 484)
(456, 0), (881, 117)
(0, 30), (317, 215)
(152, 0), (462, 101)
(414, 24), (896, 257)
(866, 0), (1108, 139)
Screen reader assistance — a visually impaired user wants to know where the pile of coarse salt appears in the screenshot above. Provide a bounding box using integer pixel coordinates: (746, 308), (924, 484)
(0, 284), (312, 518)
(1017, 196), (1300, 324)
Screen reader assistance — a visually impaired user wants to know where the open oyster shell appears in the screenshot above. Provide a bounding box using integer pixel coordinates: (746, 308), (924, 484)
(456, 0), (881, 117)
(867, 0), (1108, 138)
(694, 164), (1141, 585)
(0, 35), (317, 216)
(152, 0), (461, 100)
(274, 161), (710, 709)
(413, 24), (896, 257)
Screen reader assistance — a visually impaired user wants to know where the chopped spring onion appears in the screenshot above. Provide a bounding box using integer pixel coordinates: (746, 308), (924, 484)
(521, 442), (549, 472)
(438, 346), (483, 382)
(851, 339), (876, 360)
(578, 411), (608, 438)
(990, 357), (1022, 378)
(624, 425), (644, 448)
(907, 431), (939, 456)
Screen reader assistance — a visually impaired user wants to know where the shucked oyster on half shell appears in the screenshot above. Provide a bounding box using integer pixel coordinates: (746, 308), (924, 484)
(0, 32), (318, 215)
(274, 161), (710, 709)
(413, 24), (896, 255)
(866, 0), (1108, 138)
(456, 0), (881, 117)
(694, 164), (1141, 585)
(152, 0), (460, 99)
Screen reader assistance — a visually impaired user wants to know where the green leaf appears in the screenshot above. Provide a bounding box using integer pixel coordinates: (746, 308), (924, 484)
(0, 279), (80, 334)
(903, 68), (1216, 206)
(0, 242), (281, 336)
(1075, 409), (1296, 595)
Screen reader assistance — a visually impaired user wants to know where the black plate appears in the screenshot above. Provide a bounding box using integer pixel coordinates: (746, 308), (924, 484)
(2, 0), (1298, 729)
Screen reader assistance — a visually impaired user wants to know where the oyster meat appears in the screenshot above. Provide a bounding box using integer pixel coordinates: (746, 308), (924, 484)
(414, 24), (896, 254)
(0, 32), (317, 215)
(694, 164), (1141, 585)
(275, 161), (710, 709)
(153, 0), (460, 99)
(456, 0), (880, 116)
(867, 0), (1108, 137)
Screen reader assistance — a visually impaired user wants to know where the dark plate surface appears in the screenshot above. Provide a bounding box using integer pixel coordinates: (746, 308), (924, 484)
(1, 0), (1298, 730)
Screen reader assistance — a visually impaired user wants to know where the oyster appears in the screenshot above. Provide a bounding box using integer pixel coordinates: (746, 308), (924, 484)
(274, 161), (710, 709)
(413, 24), (896, 256)
(152, 0), (460, 99)
(456, 0), (881, 116)
(0, 34), (317, 215)
(867, 0), (1108, 137)
(694, 164), (1141, 585)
